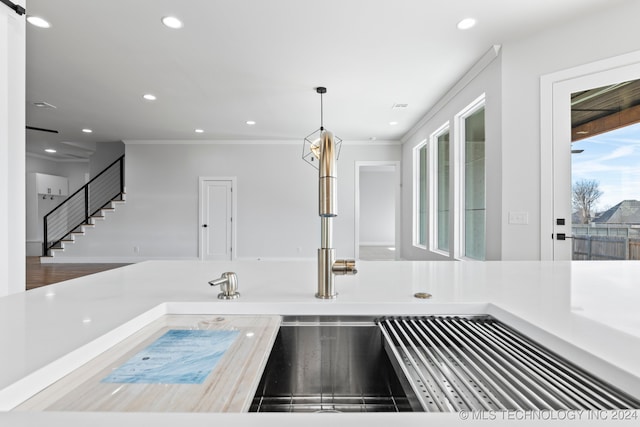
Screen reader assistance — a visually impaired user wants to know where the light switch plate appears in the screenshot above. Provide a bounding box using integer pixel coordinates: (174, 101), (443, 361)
(509, 211), (529, 225)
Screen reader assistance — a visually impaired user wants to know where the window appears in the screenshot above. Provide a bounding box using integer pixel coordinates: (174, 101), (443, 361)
(413, 95), (486, 259)
(429, 125), (450, 255)
(416, 141), (428, 247)
(457, 97), (486, 260)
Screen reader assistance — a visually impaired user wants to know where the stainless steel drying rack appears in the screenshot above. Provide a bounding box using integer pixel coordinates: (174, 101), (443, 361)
(377, 315), (640, 412)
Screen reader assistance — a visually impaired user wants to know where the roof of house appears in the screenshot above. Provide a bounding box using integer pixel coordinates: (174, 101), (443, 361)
(593, 200), (640, 224)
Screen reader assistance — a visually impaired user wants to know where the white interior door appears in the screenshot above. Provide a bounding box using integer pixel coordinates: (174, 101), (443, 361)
(200, 179), (234, 260)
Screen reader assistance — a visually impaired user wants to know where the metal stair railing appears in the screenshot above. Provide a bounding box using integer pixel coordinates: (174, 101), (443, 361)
(43, 155), (125, 256)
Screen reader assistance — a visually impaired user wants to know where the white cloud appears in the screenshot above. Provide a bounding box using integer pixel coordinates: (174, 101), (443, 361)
(600, 145), (635, 161)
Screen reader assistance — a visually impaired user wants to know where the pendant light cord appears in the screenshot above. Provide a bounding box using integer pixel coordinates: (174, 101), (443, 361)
(320, 91), (324, 131)
(316, 86), (327, 131)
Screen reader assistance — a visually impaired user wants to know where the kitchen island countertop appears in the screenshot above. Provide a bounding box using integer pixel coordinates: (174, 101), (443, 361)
(1, 260), (640, 425)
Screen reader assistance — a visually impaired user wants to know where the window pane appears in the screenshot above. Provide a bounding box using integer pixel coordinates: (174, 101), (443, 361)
(437, 132), (450, 252)
(464, 108), (485, 260)
(418, 144), (427, 246)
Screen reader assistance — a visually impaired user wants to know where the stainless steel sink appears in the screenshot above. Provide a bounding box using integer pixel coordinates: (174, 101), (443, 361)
(250, 316), (420, 412)
(251, 315), (640, 413)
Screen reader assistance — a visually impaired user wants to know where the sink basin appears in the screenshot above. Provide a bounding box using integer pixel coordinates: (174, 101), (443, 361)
(250, 316), (421, 412)
(251, 315), (640, 413)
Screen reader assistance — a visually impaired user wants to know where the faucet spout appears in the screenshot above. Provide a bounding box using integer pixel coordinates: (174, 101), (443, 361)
(315, 131), (357, 299)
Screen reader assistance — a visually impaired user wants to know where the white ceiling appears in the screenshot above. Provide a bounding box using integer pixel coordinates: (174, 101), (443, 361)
(25, 0), (622, 160)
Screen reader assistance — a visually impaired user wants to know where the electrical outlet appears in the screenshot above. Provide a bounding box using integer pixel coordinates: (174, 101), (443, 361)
(133, 246), (140, 253)
(508, 212), (529, 225)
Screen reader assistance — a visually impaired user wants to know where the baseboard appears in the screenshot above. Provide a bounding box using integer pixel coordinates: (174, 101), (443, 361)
(359, 242), (395, 247)
(235, 256), (316, 262)
(39, 256), (200, 264)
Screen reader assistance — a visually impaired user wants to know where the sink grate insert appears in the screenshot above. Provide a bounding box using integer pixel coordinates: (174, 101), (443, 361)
(378, 316), (640, 412)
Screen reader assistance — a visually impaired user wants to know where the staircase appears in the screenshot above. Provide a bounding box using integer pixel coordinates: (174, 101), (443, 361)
(42, 155), (125, 259)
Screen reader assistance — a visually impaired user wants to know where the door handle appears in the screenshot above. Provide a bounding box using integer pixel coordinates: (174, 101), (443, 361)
(556, 233), (573, 240)
(202, 224), (208, 228)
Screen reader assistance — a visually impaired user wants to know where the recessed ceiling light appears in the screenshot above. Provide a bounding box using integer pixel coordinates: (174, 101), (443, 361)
(27, 16), (51, 28)
(82, 128), (93, 133)
(457, 18), (477, 30)
(195, 129), (204, 133)
(246, 120), (256, 125)
(143, 94), (157, 101)
(33, 101), (56, 108)
(389, 121), (399, 126)
(161, 16), (183, 29)
(45, 148), (56, 153)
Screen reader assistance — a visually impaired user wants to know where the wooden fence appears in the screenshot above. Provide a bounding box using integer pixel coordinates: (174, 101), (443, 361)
(573, 236), (640, 260)
(631, 239), (640, 260)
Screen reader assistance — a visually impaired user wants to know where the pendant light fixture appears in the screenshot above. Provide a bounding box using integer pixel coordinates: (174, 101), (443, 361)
(302, 87), (342, 169)
(301, 87), (356, 299)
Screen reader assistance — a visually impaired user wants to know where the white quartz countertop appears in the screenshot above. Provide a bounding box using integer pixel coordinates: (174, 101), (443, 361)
(1, 260), (640, 426)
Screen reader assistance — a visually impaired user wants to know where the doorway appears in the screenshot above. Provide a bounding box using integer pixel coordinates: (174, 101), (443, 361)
(355, 161), (401, 260)
(542, 52), (640, 259)
(199, 177), (236, 260)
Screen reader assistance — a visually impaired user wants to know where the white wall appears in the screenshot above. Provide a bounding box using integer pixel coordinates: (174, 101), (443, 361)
(56, 141), (401, 261)
(26, 155), (89, 190)
(0, 2), (25, 296)
(359, 169), (395, 246)
(401, 48), (502, 261)
(500, 0), (640, 259)
(89, 141), (124, 179)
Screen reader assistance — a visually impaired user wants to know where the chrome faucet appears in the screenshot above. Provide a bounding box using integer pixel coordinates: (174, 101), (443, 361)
(316, 130), (357, 299)
(209, 272), (240, 299)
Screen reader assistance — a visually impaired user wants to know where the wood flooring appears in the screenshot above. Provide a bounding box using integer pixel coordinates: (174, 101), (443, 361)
(26, 257), (131, 290)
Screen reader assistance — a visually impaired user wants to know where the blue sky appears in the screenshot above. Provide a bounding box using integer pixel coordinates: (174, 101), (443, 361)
(572, 122), (640, 211)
